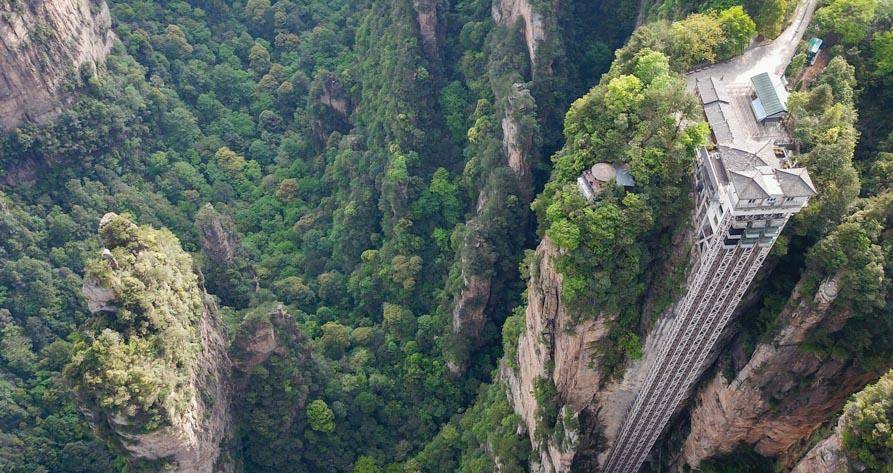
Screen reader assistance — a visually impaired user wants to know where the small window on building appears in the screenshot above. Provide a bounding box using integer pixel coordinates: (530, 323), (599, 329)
(747, 199), (756, 204)
(784, 197), (795, 202)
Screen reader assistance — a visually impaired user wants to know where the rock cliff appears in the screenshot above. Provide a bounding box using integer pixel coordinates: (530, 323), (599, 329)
(412, 0), (441, 59)
(447, 0), (549, 373)
(681, 274), (879, 467)
(501, 83), (536, 190)
(791, 369), (893, 473)
(790, 420), (848, 473)
(680, 191), (893, 469)
(501, 235), (693, 471)
(195, 203), (257, 308)
(492, 0), (553, 75)
(502, 238), (609, 471)
(67, 213), (232, 472)
(0, 0), (114, 130)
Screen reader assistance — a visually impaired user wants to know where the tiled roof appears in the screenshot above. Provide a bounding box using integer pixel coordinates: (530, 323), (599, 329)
(704, 102), (734, 144)
(718, 146), (769, 172)
(729, 170), (770, 199)
(698, 77), (726, 104)
(776, 168), (817, 197)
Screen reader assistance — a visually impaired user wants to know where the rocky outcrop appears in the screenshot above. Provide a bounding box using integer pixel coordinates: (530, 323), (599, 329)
(196, 204), (242, 266)
(69, 213), (232, 473)
(502, 234), (695, 472)
(447, 40), (542, 371)
(492, 0), (552, 73)
(194, 204), (257, 308)
(502, 238), (611, 471)
(230, 304), (304, 377)
(308, 70), (351, 143)
(412, 0), (441, 59)
(682, 273), (880, 468)
(501, 83), (536, 191)
(0, 0), (114, 130)
(790, 421), (849, 473)
(448, 89), (537, 351)
(450, 228), (492, 340)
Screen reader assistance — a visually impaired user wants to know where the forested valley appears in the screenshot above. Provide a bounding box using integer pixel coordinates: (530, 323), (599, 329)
(0, 0), (890, 472)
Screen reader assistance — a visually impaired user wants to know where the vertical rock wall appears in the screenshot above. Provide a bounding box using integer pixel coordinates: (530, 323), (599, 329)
(501, 235), (694, 472)
(682, 274), (880, 468)
(0, 0), (114, 130)
(72, 214), (232, 473)
(412, 0), (442, 59)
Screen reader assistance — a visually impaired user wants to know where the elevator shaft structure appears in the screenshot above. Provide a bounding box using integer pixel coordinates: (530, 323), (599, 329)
(602, 76), (816, 473)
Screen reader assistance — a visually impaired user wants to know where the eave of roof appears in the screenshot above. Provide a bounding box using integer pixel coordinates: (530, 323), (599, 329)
(729, 170), (770, 199)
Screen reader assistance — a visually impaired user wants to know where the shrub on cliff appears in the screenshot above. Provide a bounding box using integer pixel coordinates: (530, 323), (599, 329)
(843, 370), (893, 471)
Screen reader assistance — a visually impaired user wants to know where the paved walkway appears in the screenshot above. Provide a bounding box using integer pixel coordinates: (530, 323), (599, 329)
(686, 0), (819, 90)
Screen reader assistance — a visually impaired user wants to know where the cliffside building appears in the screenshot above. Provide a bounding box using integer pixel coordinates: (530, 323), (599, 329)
(576, 162), (635, 201)
(603, 74), (815, 473)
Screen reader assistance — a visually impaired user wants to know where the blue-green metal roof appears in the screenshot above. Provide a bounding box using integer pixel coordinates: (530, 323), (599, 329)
(750, 73), (786, 118)
(808, 37), (823, 54)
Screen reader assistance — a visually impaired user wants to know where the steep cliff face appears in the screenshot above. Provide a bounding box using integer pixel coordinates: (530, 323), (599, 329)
(501, 83), (536, 190)
(0, 0), (114, 130)
(447, 1), (550, 372)
(492, 0), (554, 74)
(195, 204), (257, 308)
(681, 188), (893, 470)
(67, 213), (232, 472)
(502, 238), (610, 471)
(680, 274), (880, 467)
(449, 83), (538, 363)
(502, 235), (693, 471)
(412, 0), (441, 59)
(790, 420), (848, 473)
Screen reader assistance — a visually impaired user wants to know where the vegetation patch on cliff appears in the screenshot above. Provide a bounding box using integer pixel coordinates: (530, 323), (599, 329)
(842, 369), (893, 471)
(65, 213), (204, 434)
(532, 47), (706, 373)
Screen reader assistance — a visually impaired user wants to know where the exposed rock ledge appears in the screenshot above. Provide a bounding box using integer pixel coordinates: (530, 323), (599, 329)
(502, 238), (673, 471)
(0, 0), (114, 130)
(790, 419), (849, 473)
(412, 0), (441, 59)
(75, 213), (232, 473)
(682, 273), (879, 468)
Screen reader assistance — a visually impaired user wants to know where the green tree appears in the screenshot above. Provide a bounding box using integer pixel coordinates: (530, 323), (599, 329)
(353, 456), (383, 473)
(745, 0), (787, 37)
(842, 371), (893, 471)
(716, 6), (757, 58)
(307, 399), (335, 433)
(815, 0), (879, 45)
(249, 42), (272, 75)
(872, 30), (893, 78)
(671, 12), (724, 68)
(319, 322), (351, 359)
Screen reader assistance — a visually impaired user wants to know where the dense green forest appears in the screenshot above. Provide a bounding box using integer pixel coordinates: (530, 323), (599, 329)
(0, 0), (637, 471)
(0, 0), (891, 471)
